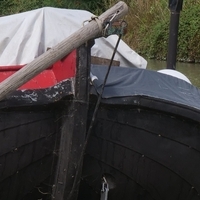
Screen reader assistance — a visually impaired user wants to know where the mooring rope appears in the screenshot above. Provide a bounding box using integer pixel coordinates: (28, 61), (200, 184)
(83, 15), (103, 34)
(67, 18), (126, 200)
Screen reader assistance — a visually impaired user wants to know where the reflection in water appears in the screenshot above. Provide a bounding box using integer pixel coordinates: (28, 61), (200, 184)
(146, 59), (200, 88)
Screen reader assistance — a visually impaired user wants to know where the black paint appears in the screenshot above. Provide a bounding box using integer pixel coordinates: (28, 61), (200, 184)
(0, 106), (61, 199)
(52, 43), (91, 200)
(80, 101), (200, 199)
(0, 44), (91, 199)
(167, 0), (183, 69)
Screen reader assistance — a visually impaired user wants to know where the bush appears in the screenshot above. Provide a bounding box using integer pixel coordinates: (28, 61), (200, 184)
(178, 3), (200, 62)
(0, 0), (104, 16)
(122, 0), (200, 62)
(1, 0), (200, 62)
(0, 0), (64, 16)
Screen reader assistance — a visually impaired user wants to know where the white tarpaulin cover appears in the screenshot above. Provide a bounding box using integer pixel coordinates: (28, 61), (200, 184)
(0, 7), (147, 68)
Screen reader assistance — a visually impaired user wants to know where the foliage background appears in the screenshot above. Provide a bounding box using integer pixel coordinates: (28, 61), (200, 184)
(0, 0), (200, 62)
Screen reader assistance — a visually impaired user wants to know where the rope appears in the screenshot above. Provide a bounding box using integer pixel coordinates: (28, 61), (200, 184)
(83, 15), (103, 35)
(83, 11), (119, 37)
(67, 33), (122, 200)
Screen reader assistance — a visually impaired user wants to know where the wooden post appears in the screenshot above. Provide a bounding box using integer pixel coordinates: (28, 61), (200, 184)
(0, 1), (128, 101)
(52, 43), (92, 200)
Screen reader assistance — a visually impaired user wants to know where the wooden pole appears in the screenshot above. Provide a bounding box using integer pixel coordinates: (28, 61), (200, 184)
(0, 1), (128, 101)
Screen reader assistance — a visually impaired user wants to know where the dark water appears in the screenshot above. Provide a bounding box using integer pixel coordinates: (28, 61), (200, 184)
(146, 59), (200, 88)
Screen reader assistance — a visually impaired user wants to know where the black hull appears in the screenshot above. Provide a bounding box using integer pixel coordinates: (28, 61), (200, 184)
(0, 73), (75, 199)
(0, 43), (91, 200)
(80, 101), (200, 200)
(0, 105), (62, 199)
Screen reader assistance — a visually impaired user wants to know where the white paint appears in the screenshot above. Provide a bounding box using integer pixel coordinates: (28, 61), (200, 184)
(158, 69), (191, 84)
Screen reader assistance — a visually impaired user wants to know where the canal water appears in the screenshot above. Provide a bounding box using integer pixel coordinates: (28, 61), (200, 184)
(146, 59), (200, 88)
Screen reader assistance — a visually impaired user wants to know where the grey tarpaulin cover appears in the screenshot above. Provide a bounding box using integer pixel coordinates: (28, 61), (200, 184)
(0, 7), (146, 68)
(90, 65), (200, 110)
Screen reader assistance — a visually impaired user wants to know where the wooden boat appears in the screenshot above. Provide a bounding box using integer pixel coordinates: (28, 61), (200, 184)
(0, 39), (128, 200)
(2, 1), (200, 200)
(0, 2), (132, 199)
(0, 46), (90, 199)
(79, 65), (200, 200)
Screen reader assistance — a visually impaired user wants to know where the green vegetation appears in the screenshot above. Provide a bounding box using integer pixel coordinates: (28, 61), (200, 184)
(178, 3), (200, 62)
(0, 0), (104, 16)
(0, 0), (200, 62)
(120, 0), (200, 62)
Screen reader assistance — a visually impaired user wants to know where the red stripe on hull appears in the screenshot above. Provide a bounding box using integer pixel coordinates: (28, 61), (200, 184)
(0, 50), (76, 90)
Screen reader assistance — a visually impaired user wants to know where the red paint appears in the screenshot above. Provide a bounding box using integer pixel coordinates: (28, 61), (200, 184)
(0, 50), (76, 90)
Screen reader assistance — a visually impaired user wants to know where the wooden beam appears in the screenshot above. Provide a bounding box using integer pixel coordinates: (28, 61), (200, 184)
(0, 1), (128, 101)
(52, 43), (91, 200)
(91, 56), (120, 66)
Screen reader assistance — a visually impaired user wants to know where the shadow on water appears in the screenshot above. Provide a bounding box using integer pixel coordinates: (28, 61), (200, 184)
(146, 59), (200, 88)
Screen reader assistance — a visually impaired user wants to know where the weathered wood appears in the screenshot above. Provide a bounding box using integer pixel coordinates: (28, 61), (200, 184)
(52, 44), (91, 200)
(0, 1), (128, 101)
(91, 56), (120, 66)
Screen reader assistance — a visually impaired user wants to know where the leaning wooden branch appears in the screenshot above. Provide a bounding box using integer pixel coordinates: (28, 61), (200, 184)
(0, 1), (128, 101)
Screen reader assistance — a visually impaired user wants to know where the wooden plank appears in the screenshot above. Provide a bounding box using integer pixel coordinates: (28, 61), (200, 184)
(0, 155), (54, 200)
(0, 1), (128, 101)
(52, 43), (91, 200)
(91, 56), (120, 66)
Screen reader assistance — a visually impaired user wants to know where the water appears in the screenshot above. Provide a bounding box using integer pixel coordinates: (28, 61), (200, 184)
(146, 59), (200, 88)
